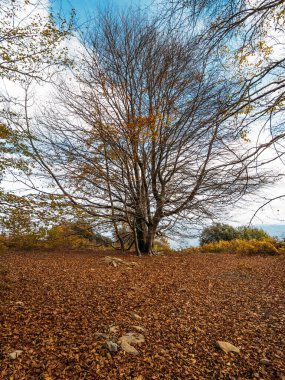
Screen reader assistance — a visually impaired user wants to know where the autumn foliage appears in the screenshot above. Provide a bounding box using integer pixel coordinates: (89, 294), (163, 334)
(0, 221), (112, 252)
(200, 238), (280, 255)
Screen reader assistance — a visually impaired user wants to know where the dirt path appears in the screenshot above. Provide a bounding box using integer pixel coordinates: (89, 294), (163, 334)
(0, 251), (284, 379)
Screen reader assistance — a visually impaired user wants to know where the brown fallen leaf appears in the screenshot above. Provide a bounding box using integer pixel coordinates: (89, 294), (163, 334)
(1, 251), (284, 379)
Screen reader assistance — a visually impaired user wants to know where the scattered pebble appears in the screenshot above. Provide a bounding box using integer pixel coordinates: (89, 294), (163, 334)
(9, 350), (23, 360)
(132, 313), (142, 320)
(133, 325), (146, 332)
(216, 341), (240, 354)
(109, 325), (119, 334)
(103, 341), (118, 353)
(15, 301), (24, 307)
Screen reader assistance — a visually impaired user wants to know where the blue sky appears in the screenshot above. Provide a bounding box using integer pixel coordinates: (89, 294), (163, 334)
(51, 0), (151, 24)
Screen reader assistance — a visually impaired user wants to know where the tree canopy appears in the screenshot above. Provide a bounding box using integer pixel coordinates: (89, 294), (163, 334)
(0, 0), (73, 82)
(22, 12), (278, 254)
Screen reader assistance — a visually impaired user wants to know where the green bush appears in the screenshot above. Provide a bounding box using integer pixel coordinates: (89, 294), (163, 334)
(200, 223), (270, 245)
(200, 223), (238, 245)
(236, 226), (270, 241)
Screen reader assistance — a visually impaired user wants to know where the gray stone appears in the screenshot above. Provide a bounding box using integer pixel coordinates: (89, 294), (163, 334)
(103, 341), (118, 353)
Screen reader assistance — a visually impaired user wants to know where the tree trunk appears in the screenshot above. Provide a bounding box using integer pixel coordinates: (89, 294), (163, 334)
(135, 219), (155, 255)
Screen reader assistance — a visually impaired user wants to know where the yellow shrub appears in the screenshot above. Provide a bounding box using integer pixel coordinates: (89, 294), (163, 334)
(45, 224), (94, 250)
(153, 237), (171, 252)
(200, 240), (231, 253)
(201, 238), (279, 255)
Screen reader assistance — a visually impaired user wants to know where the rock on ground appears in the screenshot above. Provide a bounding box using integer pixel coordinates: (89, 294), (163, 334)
(216, 341), (240, 354)
(9, 350), (23, 360)
(100, 256), (138, 268)
(118, 332), (145, 355)
(103, 341), (118, 353)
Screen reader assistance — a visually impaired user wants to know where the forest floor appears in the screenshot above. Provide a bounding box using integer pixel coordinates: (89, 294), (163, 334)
(0, 251), (284, 380)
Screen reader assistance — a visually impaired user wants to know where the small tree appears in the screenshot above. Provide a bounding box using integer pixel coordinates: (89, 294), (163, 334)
(200, 223), (238, 245)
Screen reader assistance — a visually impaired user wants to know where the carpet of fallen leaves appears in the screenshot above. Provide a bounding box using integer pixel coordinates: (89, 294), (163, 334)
(0, 251), (285, 380)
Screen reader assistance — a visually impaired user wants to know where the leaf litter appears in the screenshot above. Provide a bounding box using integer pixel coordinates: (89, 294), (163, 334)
(0, 251), (284, 379)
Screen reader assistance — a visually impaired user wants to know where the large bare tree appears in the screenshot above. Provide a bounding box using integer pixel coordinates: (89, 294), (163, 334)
(28, 12), (276, 254)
